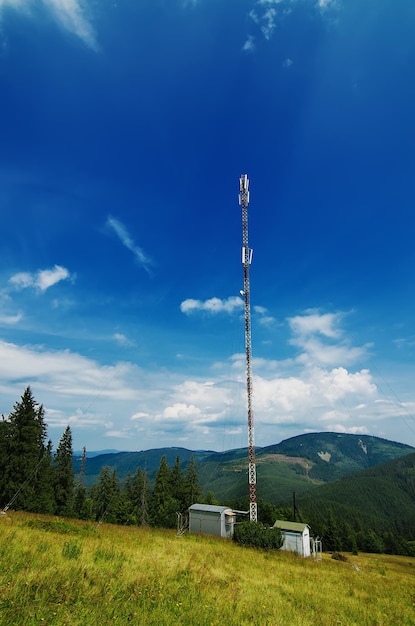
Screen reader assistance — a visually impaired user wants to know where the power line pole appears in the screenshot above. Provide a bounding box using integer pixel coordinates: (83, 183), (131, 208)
(239, 174), (257, 523)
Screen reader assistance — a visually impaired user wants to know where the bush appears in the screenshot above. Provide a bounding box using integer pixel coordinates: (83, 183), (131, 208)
(233, 522), (283, 550)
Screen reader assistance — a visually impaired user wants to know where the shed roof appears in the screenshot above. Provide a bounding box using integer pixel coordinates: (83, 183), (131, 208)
(189, 504), (233, 514)
(273, 520), (310, 533)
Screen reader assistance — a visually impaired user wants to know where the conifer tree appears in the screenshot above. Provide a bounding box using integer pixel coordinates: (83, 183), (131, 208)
(73, 446), (93, 519)
(35, 440), (56, 515)
(130, 467), (149, 526)
(4, 387), (53, 512)
(53, 426), (75, 517)
(183, 455), (201, 509)
(90, 466), (120, 523)
(150, 455), (177, 528)
(323, 509), (341, 552)
(170, 455), (185, 511)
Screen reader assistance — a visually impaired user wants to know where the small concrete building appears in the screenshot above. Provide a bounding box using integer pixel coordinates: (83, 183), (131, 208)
(189, 504), (236, 539)
(273, 520), (311, 557)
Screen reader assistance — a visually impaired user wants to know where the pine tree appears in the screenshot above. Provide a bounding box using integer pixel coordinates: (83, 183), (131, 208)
(90, 466), (120, 523)
(183, 456), (201, 510)
(4, 387), (53, 512)
(170, 455), (186, 511)
(323, 509), (341, 552)
(36, 440), (56, 515)
(73, 447), (91, 519)
(53, 426), (75, 517)
(130, 467), (149, 526)
(150, 455), (178, 528)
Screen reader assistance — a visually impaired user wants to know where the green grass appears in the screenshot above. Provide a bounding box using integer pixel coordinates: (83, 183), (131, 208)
(1, 511), (414, 625)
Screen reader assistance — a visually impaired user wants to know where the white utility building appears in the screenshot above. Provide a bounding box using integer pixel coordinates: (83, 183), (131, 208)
(189, 504), (236, 539)
(273, 520), (311, 557)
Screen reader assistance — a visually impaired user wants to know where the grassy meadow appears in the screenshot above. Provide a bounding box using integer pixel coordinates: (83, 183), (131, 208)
(0, 512), (414, 625)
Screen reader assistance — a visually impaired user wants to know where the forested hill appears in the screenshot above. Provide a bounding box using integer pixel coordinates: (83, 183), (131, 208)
(258, 432), (414, 481)
(77, 433), (414, 499)
(296, 451), (415, 553)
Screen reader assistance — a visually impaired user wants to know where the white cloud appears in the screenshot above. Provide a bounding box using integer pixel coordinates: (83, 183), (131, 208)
(248, 0), (340, 43)
(9, 265), (72, 292)
(43, 0), (97, 49)
(0, 301), (413, 452)
(243, 35), (256, 52)
(254, 305), (268, 315)
(107, 216), (153, 275)
(317, 0), (337, 11)
(282, 58), (293, 67)
(113, 333), (135, 347)
(0, 0), (97, 50)
(289, 310), (342, 338)
(254, 305), (277, 326)
(180, 296), (243, 315)
(287, 310), (368, 368)
(0, 312), (23, 324)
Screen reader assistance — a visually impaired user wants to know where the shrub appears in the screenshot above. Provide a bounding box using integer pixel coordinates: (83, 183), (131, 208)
(233, 522), (282, 550)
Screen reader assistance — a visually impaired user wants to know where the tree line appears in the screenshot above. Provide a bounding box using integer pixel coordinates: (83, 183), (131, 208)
(0, 387), (201, 528)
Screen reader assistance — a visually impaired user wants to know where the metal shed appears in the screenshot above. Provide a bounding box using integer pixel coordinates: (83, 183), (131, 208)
(273, 520), (311, 557)
(189, 504), (236, 538)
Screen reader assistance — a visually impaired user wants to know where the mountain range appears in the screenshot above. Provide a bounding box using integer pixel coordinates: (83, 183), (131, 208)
(76, 432), (414, 505)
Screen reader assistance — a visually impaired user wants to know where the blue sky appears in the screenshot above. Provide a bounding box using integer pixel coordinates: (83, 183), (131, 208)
(1, 0), (415, 452)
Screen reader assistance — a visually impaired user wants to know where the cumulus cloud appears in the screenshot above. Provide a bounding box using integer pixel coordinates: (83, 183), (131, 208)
(0, 0), (97, 50)
(289, 310), (342, 338)
(107, 216), (153, 275)
(9, 265), (72, 292)
(286, 309), (369, 367)
(180, 296), (243, 315)
(0, 301), (411, 451)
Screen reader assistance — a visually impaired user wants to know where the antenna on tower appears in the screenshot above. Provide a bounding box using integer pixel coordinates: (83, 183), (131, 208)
(239, 173), (257, 523)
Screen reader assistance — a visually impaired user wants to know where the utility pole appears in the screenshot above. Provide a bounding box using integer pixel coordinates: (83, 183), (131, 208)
(239, 174), (257, 523)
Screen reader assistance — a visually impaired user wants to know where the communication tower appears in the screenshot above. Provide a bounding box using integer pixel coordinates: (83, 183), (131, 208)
(239, 174), (257, 523)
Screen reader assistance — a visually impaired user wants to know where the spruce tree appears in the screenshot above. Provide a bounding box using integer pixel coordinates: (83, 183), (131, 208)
(90, 466), (120, 523)
(183, 455), (201, 510)
(170, 455), (186, 511)
(53, 426), (75, 517)
(5, 387), (53, 512)
(150, 455), (177, 528)
(35, 440), (56, 514)
(74, 447), (91, 519)
(130, 467), (149, 526)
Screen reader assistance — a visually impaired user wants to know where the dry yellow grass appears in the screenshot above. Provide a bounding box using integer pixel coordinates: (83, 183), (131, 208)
(0, 511), (414, 625)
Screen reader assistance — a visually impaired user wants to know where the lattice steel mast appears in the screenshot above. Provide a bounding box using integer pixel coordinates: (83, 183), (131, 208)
(239, 174), (257, 523)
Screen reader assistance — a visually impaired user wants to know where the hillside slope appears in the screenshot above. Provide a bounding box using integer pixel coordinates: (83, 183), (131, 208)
(297, 452), (415, 547)
(77, 433), (414, 506)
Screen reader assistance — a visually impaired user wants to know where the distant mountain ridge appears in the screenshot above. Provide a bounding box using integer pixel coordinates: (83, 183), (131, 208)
(296, 451), (415, 549)
(76, 433), (414, 505)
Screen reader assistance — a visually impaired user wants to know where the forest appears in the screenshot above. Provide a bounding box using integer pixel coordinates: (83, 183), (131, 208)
(0, 387), (201, 529)
(2, 387), (415, 557)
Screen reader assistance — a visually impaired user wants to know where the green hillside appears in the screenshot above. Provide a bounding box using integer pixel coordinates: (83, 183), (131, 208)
(260, 432), (414, 481)
(297, 452), (415, 552)
(1, 512), (415, 625)
(77, 433), (414, 507)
